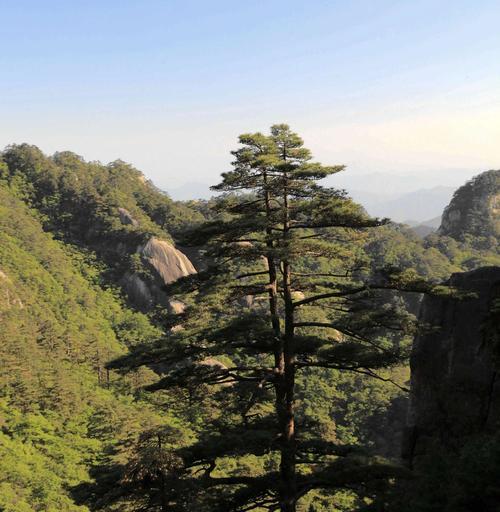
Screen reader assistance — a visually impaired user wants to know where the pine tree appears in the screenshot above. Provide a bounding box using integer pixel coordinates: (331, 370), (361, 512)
(110, 124), (432, 511)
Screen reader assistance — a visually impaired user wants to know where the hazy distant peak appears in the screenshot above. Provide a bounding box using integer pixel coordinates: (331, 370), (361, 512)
(168, 182), (213, 200)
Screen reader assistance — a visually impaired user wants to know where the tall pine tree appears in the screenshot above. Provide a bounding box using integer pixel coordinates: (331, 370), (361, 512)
(110, 124), (431, 511)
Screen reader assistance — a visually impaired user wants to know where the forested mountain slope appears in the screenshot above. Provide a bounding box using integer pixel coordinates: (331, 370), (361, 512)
(0, 180), (195, 511)
(0, 143), (498, 511)
(439, 169), (499, 245)
(0, 145), (205, 312)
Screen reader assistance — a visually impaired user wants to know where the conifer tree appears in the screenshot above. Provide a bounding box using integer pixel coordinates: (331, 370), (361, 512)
(110, 124), (432, 511)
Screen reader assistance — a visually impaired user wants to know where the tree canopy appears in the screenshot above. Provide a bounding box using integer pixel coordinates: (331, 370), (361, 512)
(109, 125), (442, 511)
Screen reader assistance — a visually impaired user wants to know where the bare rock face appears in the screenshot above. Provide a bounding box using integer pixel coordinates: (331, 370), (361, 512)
(139, 237), (196, 284)
(404, 266), (500, 465)
(117, 207), (139, 226)
(121, 272), (153, 308)
(167, 299), (186, 315)
(149, 357), (234, 390)
(122, 238), (196, 309)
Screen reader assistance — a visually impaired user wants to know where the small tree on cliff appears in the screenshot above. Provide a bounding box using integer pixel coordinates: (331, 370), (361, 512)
(110, 124), (427, 511)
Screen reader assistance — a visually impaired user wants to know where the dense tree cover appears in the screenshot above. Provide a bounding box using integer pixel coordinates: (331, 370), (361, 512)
(364, 224), (456, 281)
(438, 169), (499, 251)
(423, 231), (500, 271)
(0, 141), (497, 511)
(107, 125), (448, 511)
(0, 144), (410, 511)
(0, 181), (195, 511)
(0, 145), (204, 297)
(388, 433), (500, 512)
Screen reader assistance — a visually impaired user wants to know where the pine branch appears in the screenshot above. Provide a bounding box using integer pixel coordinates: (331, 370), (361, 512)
(296, 362), (409, 392)
(293, 286), (367, 307)
(236, 270), (270, 279)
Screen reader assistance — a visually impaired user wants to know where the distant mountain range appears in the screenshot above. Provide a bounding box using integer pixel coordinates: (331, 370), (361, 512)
(348, 186), (456, 223)
(168, 180), (457, 224)
(405, 216), (442, 238)
(323, 170), (471, 223)
(169, 182), (213, 200)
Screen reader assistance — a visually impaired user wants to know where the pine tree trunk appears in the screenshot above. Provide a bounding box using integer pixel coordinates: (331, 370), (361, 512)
(158, 434), (168, 512)
(264, 175), (293, 510)
(263, 173), (282, 341)
(279, 168), (297, 512)
(280, 259), (296, 512)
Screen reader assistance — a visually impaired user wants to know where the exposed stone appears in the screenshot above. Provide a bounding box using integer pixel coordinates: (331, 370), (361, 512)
(439, 208), (461, 233)
(0, 270), (24, 309)
(178, 245), (207, 271)
(491, 192), (500, 216)
(438, 169), (499, 240)
(159, 357), (229, 372)
(154, 357), (233, 387)
(198, 357), (229, 371)
(291, 290), (305, 301)
(121, 238), (197, 310)
(118, 207), (139, 226)
(198, 358), (234, 387)
(167, 299), (186, 315)
(138, 237), (197, 285)
(121, 272), (153, 308)
(403, 266), (500, 466)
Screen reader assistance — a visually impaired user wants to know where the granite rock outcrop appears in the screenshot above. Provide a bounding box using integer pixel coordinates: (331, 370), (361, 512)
(404, 266), (500, 466)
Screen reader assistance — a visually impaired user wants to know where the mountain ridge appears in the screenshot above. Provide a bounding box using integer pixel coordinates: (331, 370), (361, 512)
(0, 143), (498, 511)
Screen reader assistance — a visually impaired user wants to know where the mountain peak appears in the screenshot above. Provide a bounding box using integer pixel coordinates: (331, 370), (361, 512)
(438, 170), (500, 247)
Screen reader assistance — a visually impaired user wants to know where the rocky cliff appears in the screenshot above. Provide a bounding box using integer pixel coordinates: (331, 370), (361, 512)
(123, 237), (197, 309)
(404, 266), (500, 466)
(113, 204), (197, 309)
(439, 169), (499, 244)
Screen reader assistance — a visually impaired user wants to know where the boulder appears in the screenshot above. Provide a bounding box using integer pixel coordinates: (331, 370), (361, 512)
(118, 207), (139, 226)
(121, 272), (153, 309)
(138, 237), (196, 285)
(167, 299), (186, 315)
(121, 238), (197, 310)
(291, 290), (305, 301)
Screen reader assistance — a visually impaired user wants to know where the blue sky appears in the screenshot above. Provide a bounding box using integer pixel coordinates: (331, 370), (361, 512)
(1, 0), (499, 193)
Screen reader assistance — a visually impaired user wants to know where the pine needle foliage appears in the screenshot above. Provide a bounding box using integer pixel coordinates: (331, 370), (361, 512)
(110, 125), (439, 511)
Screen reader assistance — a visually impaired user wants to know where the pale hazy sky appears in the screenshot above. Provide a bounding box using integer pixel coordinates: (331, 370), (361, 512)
(1, 0), (499, 193)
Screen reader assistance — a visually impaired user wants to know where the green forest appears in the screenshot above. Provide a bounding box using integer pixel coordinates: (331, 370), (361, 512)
(0, 130), (499, 512)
